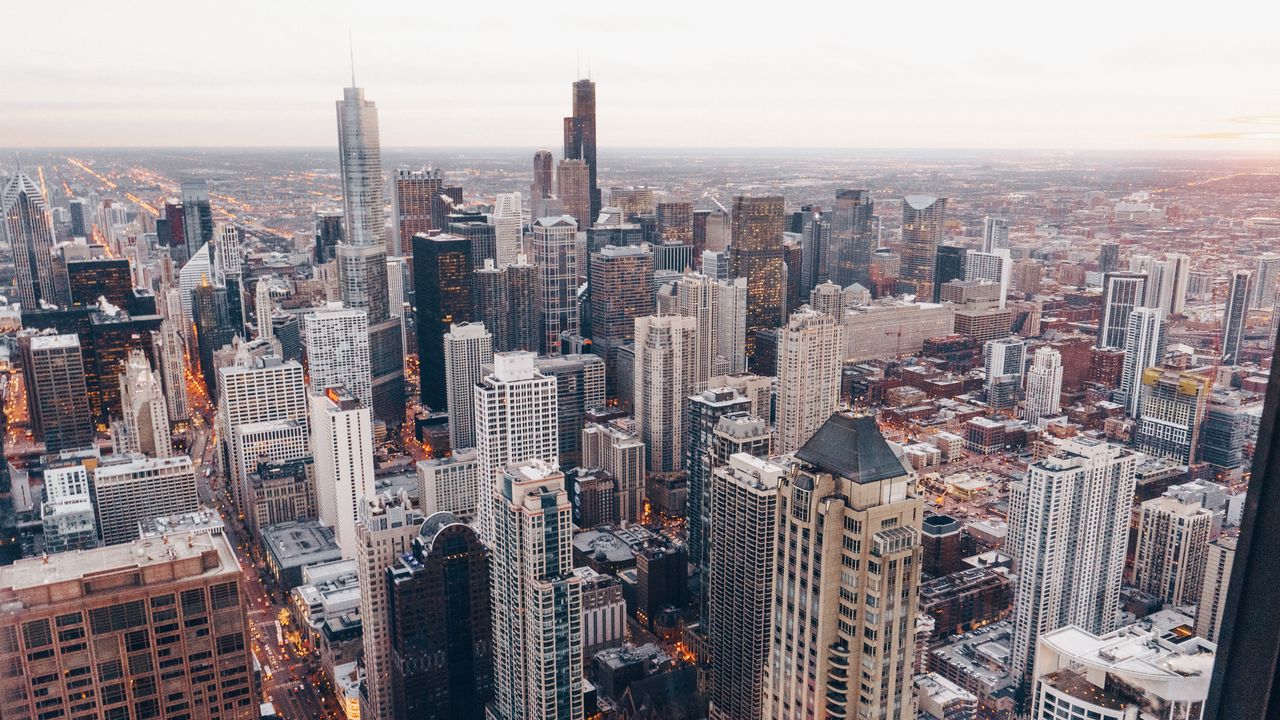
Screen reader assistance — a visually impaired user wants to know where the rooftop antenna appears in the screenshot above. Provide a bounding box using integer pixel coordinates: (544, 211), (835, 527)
(576, 51), (581, 80)
(348, 29), (356, 87)
(587, 52), (591, 80)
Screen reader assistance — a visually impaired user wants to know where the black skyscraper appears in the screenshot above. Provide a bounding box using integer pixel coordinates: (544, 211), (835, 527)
(387, 513), (493, 720)
(933, 245), (968, 303)
(412, 233), (473, 409)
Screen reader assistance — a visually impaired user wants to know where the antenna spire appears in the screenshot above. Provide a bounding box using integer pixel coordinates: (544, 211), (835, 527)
(348, 30), (356, 87)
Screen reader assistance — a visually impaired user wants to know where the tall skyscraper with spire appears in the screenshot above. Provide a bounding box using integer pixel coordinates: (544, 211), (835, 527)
(2, 171), (59, 311)
(336, 84), (405, 429)
(563, 78), (600, 224)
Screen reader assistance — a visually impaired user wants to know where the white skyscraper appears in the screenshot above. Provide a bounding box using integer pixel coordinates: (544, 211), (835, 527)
(217, 357), (309, 509)
(493, 192), (523, 267)
(668, 272), (720, 385)
(177, 242), (212, 333)
(716, 277), (748, 375)
(707, 453), (783, 720)
(91, 454), (200, 546)
(532, 215), (581, 355)
(473, 352), (559, 545)
(114, 349), (173, 458)
(1252, 252), (1280, 309)
(965, 248), (1011, 309)
(489, 460), (584, 720)
(1008, 437), (1137, 696)
(311, 387), (375, 560)
(2, 171), (59, 310)
(774, 307), (843, 453)
(153, 321), (189, 424)
(634, 315), (699, 473)
(1023, 346), (1063, 422)
(1145, 254), (1191, 316)
(1119, 306), (1166, 418)
(981, 216), (1009, 253)
(304, 304), (372, 411)
(443, 322), (493, 451)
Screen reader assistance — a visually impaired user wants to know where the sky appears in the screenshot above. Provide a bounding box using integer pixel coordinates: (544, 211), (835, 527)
(3, 0), (1279, 150)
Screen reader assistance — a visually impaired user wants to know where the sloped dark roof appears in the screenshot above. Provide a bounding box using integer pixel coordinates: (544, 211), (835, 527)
(794, 413), (906, 485)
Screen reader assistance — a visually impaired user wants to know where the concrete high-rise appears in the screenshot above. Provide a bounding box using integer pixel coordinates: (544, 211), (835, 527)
(1098, 271), (1148, 349)
(153, 320), (190, 423)
(581, 420), (646, 522)
(1196, 536), (1236, 643)
(21, 333), (93, 453)
(391, 167), (442, 256)
(1119, 306), (1166, 417)
(588, 244), (654, 391)
(387, 512), (493, 719)
(1008, 438), (1136, 700)
(663, 271), (726, 384)
(965, 249), (1011, 309)
(900, 195), (947, 299)
(217, 357), (308, 510)
(444, 322), (493, 451)
(311, 387), (376, 560)
(981, 216), (1009, 253)
(336, 84), (405, 429)
(563, 77), (600, 223)
(91, 454), (198, 546)
(533, 354), (605, 470)
(1145, 254), (1191, 317)
(356, 492), (424, 720)
(764, 413), (922, 720)
(557, 159), (592, 230)
(531, 149), (554, 219)
(1252, 253), (1280, 309)
(1023, 346), (1063, 422)
(533, 215), (581, 354)
(634, 315), (698, 473)
(114, 349), (173, 458)
(1135, 368), (1211, 464)
(0, 531), (258, 720)
(473, 353), (559, 544)
(413, 233), (474, 408)
(774, 308), (843, 453)
(2, 171), (59, 310)
(1221, 269), (1251, 365)
(507, 254), (542, 354)
(1133, 494), (1213, 606)
(493, 192), (523, 267)
(716, 277), (749, 375)
(304, 304), (372, 411)
(729, 195), (786, 360)
(489, 460), (584, 720)
(707, 453), (783, 720)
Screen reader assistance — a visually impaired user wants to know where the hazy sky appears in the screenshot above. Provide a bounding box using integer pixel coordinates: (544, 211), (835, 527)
(4, 0), (1279, 150)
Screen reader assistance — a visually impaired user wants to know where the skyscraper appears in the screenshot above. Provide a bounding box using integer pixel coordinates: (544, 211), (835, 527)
(716, 277), (749, 375)
(0, 531), (258, 720)
(1098, 271), (1148, 349)
(774, 308), (843, 453)
(664, 271), (726, 384)
(1135, 368), (1211, 464)
(311, 387), (375, 560)
(1008, 438), (1136, 700)
(634, 315), (698, 473)
(1023, 346), (1063, 422)
(686, 388), (753, 626)
(444, 322), (493, 451)
(533, 354), (605, 470)
(391, 167), (442, 256)
(1221, 269), (1251, 365)
(764, 413), (922, 720)
(153, 320), (190, 423)
(563, 77), (600, 223)
(900, 195), (947, 299)
(489, 460), (584, 720)
(531, 149), (554, 219)
(493, 192), (523, 267)
(981, 216), (1010, 253)
(830, 189), (874, 288)
(556, 159), (592, 230)
(336, 84), (405, 429)
(304, 304), (372, 411)
(193, 276), (234, 396)
(532, 215), (581, 354)
(1144, 253), (1191, 317)
(412, 233), (474, 408)
(707, 453), (783, 720)
(474, 260), (511, 351)
(965, 249), (1011, 309)
(217, 357), (308, 510)
(1119, 306), (1166, 417)
(729, 195), (786, 360)
(91, 454), (199, 546)
(114, 349), (173, 458)
(795, 206), (831, 296)
(3, 171), (59, 311)
(356, 492), (424, 720)
(1098, 242), (1121, 273)
(473, 353), (559, 544)
(387, 512), (493, 720)
(589, 244), (654, 392)
(21, 333), (93, 453)
(1133, 494), (1213, 606)
(1196, 536), (1236, 643)
(933, 244), (968, 303)
(507, 254), (542, 353)
(179, 178), (214, 267)
(1252, 252), (1280, 309)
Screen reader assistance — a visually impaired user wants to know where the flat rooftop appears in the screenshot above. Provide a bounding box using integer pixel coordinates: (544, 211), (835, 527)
(261, 520), (340, 566)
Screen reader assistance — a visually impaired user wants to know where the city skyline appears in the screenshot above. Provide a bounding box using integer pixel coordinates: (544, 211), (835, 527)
(4, 1), (1280, 150)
